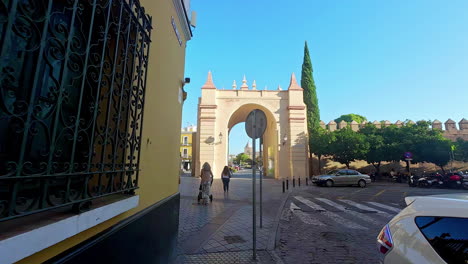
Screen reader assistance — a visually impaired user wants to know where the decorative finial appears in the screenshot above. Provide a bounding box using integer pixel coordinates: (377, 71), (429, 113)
(201, 70), (216, 89)
(252, 80), (257, 90)
(288, 73), (301, 90)
(240, 75), (249, 90)
(232, 80), (237, 89)
(277, 85), (282, 91)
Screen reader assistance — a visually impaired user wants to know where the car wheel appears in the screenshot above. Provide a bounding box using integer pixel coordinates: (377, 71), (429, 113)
(358, 180), (366, 188)
(325, 180), (333, 187)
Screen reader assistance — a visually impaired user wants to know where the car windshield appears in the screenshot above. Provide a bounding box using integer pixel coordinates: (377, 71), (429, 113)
(327, 170), (339, 175)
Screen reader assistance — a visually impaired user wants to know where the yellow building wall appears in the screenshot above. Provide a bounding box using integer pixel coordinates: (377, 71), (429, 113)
(19, 1), (189, 263)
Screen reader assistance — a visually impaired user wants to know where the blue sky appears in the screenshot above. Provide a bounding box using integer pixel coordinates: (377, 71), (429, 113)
(182, 0), (468, 155)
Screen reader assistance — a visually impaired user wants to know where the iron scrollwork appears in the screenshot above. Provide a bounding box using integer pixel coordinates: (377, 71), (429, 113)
(0, 0), (152, 221)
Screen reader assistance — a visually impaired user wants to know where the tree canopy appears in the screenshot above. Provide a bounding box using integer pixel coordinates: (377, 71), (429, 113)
(234, 153), (249, 165)
(334, 114), (367, 124)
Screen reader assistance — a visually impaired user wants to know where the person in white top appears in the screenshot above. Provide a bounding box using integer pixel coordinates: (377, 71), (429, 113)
(221, 166), (231, 192)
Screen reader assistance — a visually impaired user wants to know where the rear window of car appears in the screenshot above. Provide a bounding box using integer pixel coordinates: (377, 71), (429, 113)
(415, 216), (468, 264)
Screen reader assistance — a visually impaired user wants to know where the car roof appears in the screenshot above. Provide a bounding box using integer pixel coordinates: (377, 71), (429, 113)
(404, 194), (468, 218)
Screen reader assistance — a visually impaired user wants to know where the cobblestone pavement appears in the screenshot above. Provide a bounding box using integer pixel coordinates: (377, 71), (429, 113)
(175, 171), (287, 264)
(274, 182), (468, 264)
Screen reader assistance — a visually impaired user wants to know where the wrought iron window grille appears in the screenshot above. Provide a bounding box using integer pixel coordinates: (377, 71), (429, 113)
(0, 0), (152, 221)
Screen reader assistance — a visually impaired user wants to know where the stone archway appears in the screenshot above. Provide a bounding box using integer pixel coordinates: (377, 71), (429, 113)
(194, 72), (309, 179)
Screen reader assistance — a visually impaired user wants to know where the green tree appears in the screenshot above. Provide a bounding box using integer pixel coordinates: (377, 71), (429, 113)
(235, 153), (249, 165)
(359, 124), (386, 178)
(310, 128), (334, 174)
(329, 127), (369, 169)
(301, 41), (320, 176)
(416, 137), (452, 173)
(454, 138), (468, 162)
(335, 114), (367, 124)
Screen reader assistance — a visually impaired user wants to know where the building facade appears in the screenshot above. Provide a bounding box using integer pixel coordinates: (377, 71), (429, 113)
(0, 1), (194, 263)
(181, 125), (196, 171)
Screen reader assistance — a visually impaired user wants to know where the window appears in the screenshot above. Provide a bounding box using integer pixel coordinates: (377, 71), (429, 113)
(0, 0), (152, 221)
(183, 149), (188, 158)
(183, 136), (188, 145)
(347, 170), (359, 175)
(415, 216), (468, 264)
(337, 170), (347, 175)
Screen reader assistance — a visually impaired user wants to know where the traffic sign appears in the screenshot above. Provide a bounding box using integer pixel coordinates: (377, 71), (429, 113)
(245, 109), (267, 139)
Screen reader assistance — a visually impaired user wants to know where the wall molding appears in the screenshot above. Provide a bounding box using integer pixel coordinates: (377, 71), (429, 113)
(172, 0), (192, 43)
(0, 196), (139, 264)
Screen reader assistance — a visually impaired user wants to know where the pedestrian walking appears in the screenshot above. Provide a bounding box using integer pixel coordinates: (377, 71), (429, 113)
(221, 165), (231, 192)
(198, 162), (213, 205)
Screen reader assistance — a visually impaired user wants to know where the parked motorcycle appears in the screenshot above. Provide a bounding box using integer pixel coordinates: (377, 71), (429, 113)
(444, 173), (463, 189)
(463, 175), (468, 190)
(418, 173), (444, 188)
(408, 174), (419, 187)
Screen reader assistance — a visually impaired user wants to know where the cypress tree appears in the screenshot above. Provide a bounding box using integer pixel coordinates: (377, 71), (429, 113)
(301, 41), (320, 175)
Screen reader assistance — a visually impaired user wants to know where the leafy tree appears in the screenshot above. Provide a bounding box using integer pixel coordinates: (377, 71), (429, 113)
(454, 138), (468, 162)
(335, 114), (367, 124)
(235, 153), (249, 165)
(329, 127), (369, 169)
(310, 128), (334, 174)
(301, 41), (320, 175)
(416, 137), (452, 173)
(359, 124), (386, 177)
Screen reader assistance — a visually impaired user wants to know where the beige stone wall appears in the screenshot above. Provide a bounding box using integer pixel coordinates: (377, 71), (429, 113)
(195, 72), (309, 179)
(323, 118), (468, 141)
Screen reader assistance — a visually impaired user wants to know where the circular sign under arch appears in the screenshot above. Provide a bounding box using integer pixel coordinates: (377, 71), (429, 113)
(245, 109), (267, 139)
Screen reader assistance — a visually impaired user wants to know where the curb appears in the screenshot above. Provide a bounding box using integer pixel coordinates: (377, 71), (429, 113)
(267, 190), (290, 251)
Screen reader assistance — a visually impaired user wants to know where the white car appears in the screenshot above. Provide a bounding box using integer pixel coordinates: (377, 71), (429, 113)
(377, 193), (468, 264)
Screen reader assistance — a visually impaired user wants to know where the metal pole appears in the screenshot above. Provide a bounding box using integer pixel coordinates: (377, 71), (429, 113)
(252, 136), (256, 260)
(252, 110), (257, 260)
(260, 136), (263, 228)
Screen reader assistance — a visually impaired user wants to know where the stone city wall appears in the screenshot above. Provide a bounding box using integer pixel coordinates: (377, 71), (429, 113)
(320, 118), (468, 141)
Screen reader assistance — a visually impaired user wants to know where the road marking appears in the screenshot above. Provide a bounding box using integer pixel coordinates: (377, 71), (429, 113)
(340, 200), (394, 218)
(294, 196), (325, 211)
(290, 201), (325, 226)
(316, 198), (379, 224)
(290, 201), (301, 211)
(367, 202), (401, 213)
(352, 188), (366, 194)
(294, 196), (367, 230)
(374, 189), (386, 197)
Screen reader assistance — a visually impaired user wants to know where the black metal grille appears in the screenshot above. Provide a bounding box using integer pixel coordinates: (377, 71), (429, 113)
(0, 0), (152, 221)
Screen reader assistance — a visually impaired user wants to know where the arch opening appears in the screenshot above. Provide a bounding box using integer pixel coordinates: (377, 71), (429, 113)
(226, 104), (279, 179)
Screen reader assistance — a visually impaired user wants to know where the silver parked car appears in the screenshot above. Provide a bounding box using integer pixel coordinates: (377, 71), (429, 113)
(312, 169), (371, 187)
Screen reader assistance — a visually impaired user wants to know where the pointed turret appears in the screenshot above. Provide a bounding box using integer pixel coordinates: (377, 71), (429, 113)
(240, 75), (249, 90)
(252, 80), (257, 90)
(232, 80), (237, 89)
(287, 73), (302, 90)
(201, 71), (216, 89)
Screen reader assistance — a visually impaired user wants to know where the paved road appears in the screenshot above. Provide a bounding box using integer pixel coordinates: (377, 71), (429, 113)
(276, 182), (467, 264)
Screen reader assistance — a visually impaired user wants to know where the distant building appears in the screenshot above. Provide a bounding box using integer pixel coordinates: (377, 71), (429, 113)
(181, 125), (196, 171)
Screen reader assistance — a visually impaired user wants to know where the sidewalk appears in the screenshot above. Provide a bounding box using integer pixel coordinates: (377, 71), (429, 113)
(175, 173), (288, 263)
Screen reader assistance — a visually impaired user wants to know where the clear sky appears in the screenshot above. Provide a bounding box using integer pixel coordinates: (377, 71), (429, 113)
(182, 0), (468, 155)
